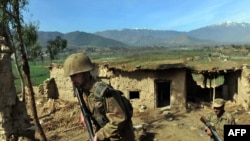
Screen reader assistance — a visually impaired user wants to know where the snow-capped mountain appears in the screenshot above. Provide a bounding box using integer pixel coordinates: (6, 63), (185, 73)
(95, 22), (250, 46)
(212, 21), (249, 27)
(38, 22), (250, 48)
(188, 22), (250, 44)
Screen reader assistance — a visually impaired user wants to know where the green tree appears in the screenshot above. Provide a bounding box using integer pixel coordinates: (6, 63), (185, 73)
(23, 23), (42, 61)
(30, 42), (42, 61)
(46, 36), (67, 62)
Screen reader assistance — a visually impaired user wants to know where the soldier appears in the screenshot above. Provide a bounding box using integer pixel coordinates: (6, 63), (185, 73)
(63, 52), (135, 141)
(204, 98), (235, 141)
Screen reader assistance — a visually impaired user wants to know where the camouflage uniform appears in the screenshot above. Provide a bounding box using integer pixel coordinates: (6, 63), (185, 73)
(205, 108), (235, 141)
(63, 53), (135, 140)
(83, 80), (135, 141)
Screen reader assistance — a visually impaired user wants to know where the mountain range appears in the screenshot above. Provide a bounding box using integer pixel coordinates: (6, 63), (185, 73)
(38, 22), (250, 48)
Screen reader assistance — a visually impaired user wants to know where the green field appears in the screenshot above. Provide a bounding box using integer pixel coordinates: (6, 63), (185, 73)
(12, 46), (250, 93)
(12, 61), (50, 93)
(89, 46), (250, 70)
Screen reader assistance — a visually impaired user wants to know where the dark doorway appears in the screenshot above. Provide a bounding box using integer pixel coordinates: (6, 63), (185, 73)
(155, 80), (171, 108)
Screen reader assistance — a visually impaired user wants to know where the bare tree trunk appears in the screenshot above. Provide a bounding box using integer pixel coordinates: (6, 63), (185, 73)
(12, 1), (47, 140)
(7, 27), (26, 102)
(14, 48), (26, 101)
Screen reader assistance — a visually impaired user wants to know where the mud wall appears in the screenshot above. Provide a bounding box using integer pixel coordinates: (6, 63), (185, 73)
(108, 69), (187, 110)
(48, 64), (76, 101)
(237, 67), (250, 110)
(0, 34), (33, 140)
(0, 37), (17, 139)
(47, 64), (101, 102)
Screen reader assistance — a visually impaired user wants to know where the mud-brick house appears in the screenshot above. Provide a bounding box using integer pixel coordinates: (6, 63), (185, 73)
(97, 63), (249, 111)
(97, 63), (189, 111)
(46, 61), (250, 112)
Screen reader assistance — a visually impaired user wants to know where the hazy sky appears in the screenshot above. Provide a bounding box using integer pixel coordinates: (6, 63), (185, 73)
(23, 0), (250, 33)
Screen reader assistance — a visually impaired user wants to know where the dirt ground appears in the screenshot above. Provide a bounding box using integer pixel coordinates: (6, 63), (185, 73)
(32, 93), (250, 141)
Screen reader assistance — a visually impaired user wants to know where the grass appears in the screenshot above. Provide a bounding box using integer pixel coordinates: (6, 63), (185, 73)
(12, 61), (50, 93)
(89, 47), (250, 71)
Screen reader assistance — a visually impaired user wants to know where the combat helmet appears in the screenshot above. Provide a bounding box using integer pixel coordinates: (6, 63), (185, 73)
(213, 98), (225, 108)
(63, 53), (94, 77)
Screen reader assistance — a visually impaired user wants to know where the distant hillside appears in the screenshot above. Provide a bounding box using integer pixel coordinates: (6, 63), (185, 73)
(37, 22), (250, 48)
(38, 31), (129, 48)
(95, 29), (183, 46)
(95, 29), (212, 46)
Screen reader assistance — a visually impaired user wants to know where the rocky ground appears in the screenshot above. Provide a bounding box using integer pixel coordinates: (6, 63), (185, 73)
(32, 94), (250, 141)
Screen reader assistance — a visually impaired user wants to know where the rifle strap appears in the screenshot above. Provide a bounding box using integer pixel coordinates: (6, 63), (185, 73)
(92, 81), (133, 119)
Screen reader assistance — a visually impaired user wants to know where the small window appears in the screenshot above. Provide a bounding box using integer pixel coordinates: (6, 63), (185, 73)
(129, 91), (140, 99)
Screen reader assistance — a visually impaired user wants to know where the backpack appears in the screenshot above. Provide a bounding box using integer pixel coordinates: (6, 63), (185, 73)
(93, 81), (133, 119)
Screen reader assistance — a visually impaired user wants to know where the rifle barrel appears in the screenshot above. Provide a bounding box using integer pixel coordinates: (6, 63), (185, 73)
(200, 116), (222, 141)
(75, 88), (95, 141)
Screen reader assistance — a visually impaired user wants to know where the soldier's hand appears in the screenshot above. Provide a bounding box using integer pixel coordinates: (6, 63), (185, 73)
(94, 134), (98, 141)
(79, 113), (86, 127)
(205, 128), (212, 136)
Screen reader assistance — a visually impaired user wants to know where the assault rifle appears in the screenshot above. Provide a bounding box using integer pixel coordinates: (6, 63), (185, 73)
(200, 116), (222, 141)
(75, 88), (95, 141)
